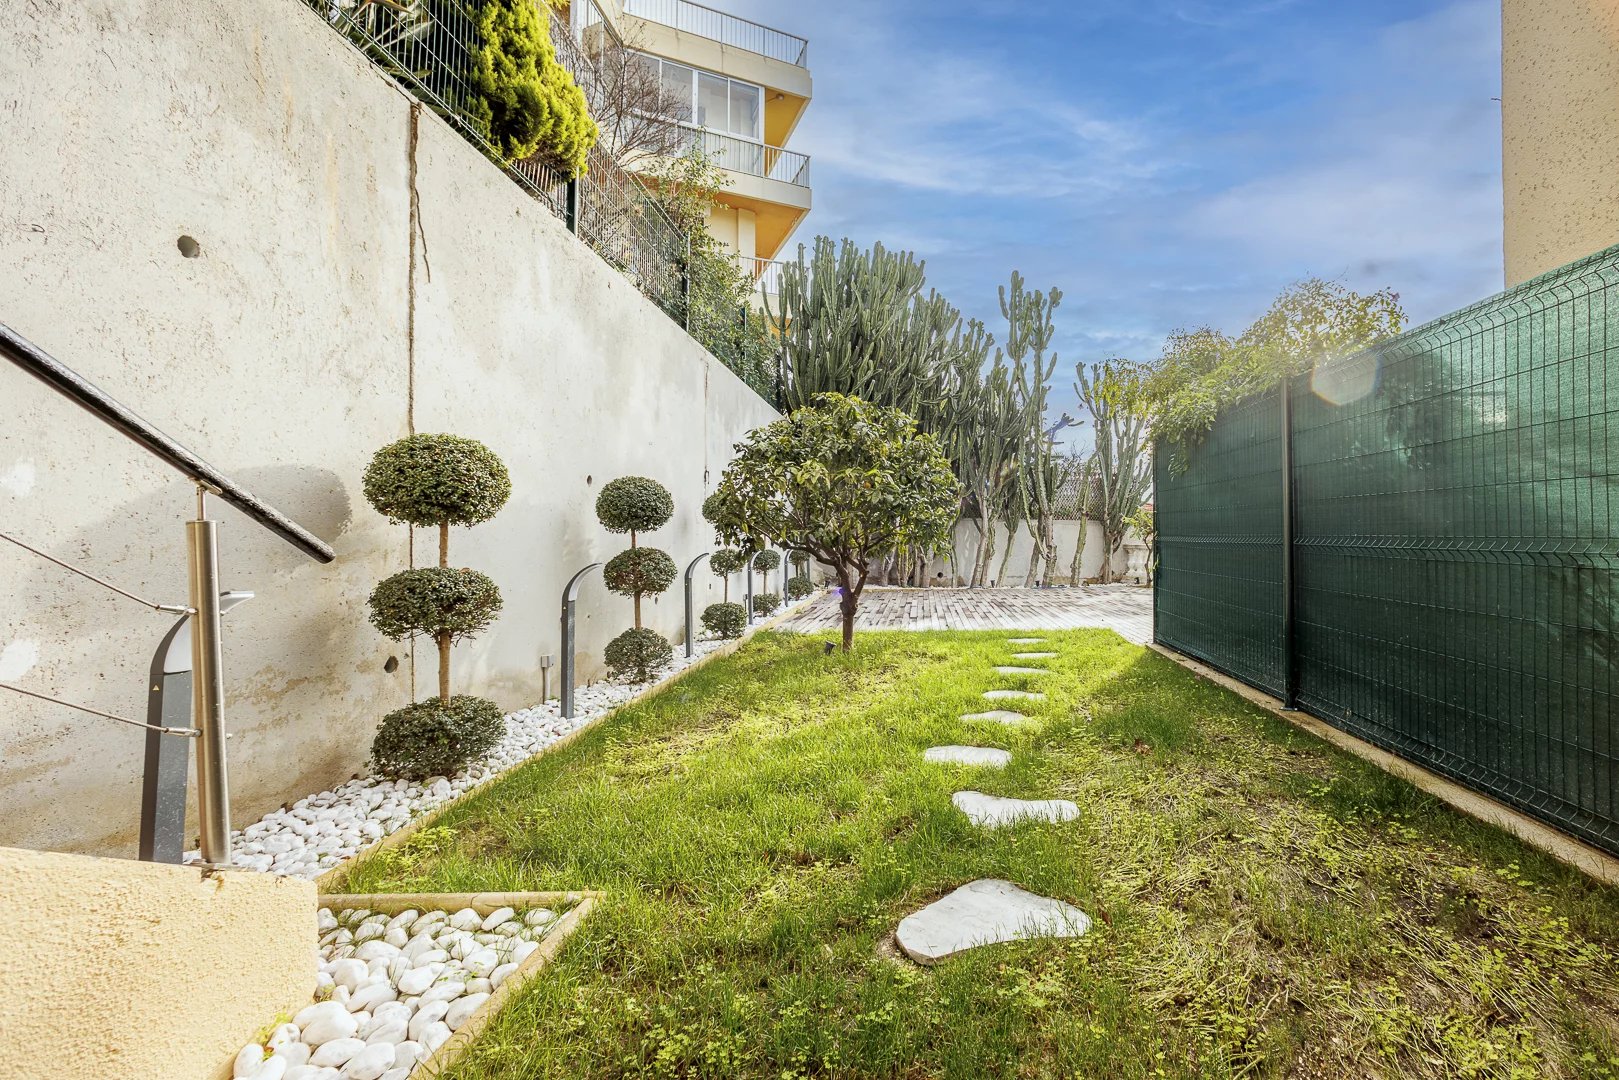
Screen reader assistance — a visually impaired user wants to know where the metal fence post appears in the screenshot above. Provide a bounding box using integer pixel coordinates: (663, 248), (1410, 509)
(565, 178), (580, 234)
(141, 591), (252, 863)
(746, 563), (755, 623)
(560, 562), (602, 719)
(683, 552), (710, 658)
(1279, 378), (1298, 710)
(187, 487), (232, 867)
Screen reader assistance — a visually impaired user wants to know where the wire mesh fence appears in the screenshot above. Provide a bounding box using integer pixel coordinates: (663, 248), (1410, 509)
(1156, 242), (1619, 854)
(301, 0), (689, 320)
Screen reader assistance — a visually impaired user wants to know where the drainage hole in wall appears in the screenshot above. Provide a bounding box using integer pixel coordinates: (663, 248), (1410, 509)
(383, 655), (400, 674)
(177, 235), (201, 258)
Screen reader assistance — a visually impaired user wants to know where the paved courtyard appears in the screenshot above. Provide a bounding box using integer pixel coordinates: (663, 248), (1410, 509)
(774, 585), (1153, 644)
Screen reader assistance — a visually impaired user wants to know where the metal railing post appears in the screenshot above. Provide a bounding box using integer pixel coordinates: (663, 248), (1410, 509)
(683, 553), (710, 658)
(187, 487), (232, 866)
(1279, 378), (1298, 710)
(560, 562), (602, 719)
(566, 178), (581, 234)
(745, 562), (755, 623)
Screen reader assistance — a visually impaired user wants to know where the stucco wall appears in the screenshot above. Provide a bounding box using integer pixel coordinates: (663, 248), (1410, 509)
(1502, 0), (1619, 283)
(0, 846), (315, 1080)
(0, 0), (779, 857)
(925, 520), (1141, 587)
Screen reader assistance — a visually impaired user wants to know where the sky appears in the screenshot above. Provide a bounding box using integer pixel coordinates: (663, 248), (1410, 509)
(724, 0), (1505, 449)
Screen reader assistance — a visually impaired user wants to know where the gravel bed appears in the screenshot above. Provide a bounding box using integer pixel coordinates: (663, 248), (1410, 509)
(231, 903), (568, 1080)
(193, 599), (813, 881)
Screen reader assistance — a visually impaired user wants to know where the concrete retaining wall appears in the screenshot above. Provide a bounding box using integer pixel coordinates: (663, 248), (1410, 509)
(0, 0), (779, 856)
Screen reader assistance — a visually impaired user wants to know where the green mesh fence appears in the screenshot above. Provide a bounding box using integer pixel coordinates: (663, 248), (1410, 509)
(1155, 243), (1619, 854)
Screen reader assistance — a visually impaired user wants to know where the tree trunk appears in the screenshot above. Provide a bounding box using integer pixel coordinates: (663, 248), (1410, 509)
(1070, 520), (1089, 584)
(836, 567), (859, 650)
(634, 593), (642, 629)
(1022, 535), (1040, 588)
(995, 532), (1015, 587)
(436, 630), (451, 703)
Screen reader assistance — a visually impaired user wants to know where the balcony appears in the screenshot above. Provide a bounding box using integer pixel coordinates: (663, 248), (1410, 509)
(676, 126), (810, 188)
(622, 0), (808, 66)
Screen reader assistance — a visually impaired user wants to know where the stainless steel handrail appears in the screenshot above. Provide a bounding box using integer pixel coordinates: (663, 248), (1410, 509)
(0, 321), (336, 564)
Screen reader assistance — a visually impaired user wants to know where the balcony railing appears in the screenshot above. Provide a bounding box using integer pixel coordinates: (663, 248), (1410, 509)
(675, 126), (810, 188)
(737, 255), (788, 297)
(622, 0), (808, 67)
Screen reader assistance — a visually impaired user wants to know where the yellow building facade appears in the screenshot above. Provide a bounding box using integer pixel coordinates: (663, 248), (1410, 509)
(1502, 0), (1619, 284)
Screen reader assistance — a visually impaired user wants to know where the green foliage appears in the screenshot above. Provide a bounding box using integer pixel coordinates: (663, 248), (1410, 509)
(368, 567), (502, 642)
(706, 394), (960, 648)
(700, 601), (747, 640)
(645, 152), (778, 401)
(1150, 278), (1407, 456)
(751, 550), (781, 572)
(370, 695), (505, 780)
(707, 548), (748, 577)
(603, 627), (673, 682)
(363, 434), (512, 528)
(751, 592), (781, 617)
(603, 547), (677, 600)
(596, 476), (674, 536)
(1076, 360), (1154, 584)
(466, 0), (597, 173)
(785, 575), (814, 601)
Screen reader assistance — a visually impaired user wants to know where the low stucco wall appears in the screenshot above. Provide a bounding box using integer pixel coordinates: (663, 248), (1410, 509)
(0, 846), (315, 1080)
(1502, 0), (1619, 283)
(925, 519), (1140, 586)
(0, 0), (779, 856)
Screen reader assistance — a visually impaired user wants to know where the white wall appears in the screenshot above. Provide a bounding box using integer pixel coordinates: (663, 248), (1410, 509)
(922, 519), (1143, 587)
(0, 0), (778, 856)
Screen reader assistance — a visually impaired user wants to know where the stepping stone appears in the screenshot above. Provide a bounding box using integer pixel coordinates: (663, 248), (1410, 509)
(895, 878), (1091, 965)
(960, 710), (1033, 725)
(1012, 652), (1057, 660)
(923, 746), (1011, 768)
(1007, 638), (1045, 645)
(994, 666), (1050, 676)
(953, 790), (1080, 828)
(983, 689), (1045, 702)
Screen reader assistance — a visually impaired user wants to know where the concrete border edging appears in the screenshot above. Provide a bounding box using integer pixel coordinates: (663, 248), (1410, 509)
(314, 891), (601, 1079)
(1148, 643), (1619, 887)
(316, 594), (823, 892)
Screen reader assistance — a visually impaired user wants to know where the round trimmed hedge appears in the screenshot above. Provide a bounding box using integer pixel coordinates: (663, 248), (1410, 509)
(370, 695), (505, 780)
(701, 602), (747, 640)
(604, 627), (672, 682)
(603, 547), (677, 599)
(752, 550), (782, 572)
(363, 433), (511, 528)
(368, 567), (502, 642)
(752, 592), (781, 617)
(596, 476), (674, 535)
(786, 575), (814, 601)
(708, 548), (748, 577)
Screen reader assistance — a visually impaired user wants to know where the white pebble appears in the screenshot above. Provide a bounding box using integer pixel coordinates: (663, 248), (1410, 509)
(447, 908), (481, 931)
(234, 1044), (267, 1078)
(408, 1000), (449, 1042)
(490, 963), (518, 989)
(463, 949), (499, 977)
(340, 1042), (394, 1080)
(392, 1042), (424, 1071)
(445, 993), (490, 1031)
(479, 907), (515, 931)
(420, 1021), (452, 1053)
(327, 959), (368, 993)
(395, 967), (435, 996)
(308, 1037), (365, 1068)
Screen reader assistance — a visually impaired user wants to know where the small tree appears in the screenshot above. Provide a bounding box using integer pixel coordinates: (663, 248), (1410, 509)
(597, 476), (676, 680)
(701, 601), (747, 639)
(468, 0), (598, 173)
(708, 547), (748, 602)
(707, 394), (960, 651)
(786, 575), (814, 601)
(363, 433), (511, 778)
(752, 593), (781, 617)
(751, 549), (781, 596)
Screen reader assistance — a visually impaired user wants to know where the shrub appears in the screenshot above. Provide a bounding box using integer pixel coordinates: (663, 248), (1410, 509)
(753, 593), (781, 617)
(368, 567), (502, 643)
(708, 547), (748, 602)
(752, 550), (782, 573)
(604, 627), (673, 682)
(371, 696), (505, 780)
(596, 476), (674, 538)
(363, 434), (511, 529)
(467, 0), (598, 174)
(786, 575), (814, 601)
(700, 602), (747, 640)
(603, 547), (677, 599)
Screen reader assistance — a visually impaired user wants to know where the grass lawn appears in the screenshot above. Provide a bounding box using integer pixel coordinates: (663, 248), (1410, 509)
(336, 630), (1619, 1079)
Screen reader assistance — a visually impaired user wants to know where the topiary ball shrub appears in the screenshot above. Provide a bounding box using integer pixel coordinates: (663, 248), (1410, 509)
(363, 433), (511, 528)
(596, 476), (674, 536)
(371, 695), (505, 780)
(709, 548), (748, 577)
(701, 601), (747, 640)
(752, 550), (782, 573)
(752, 592), (781, 617)
(604, 627), (673, 682)
(603, 547), (677, 599)
(368, 567), (503, 642)
(786, 575), (814, 601)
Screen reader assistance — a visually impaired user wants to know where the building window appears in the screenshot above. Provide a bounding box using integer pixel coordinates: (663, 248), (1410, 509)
(638, 54), (762, 143)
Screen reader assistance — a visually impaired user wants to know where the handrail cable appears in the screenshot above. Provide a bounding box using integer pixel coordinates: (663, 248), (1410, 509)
(0, 322), (337, 564)
(0, 682), (200, 737)
(0, 529), (192, 614)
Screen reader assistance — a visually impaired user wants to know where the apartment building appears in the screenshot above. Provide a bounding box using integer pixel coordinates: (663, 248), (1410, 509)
(1501, 0), (1619, 284)
(569, 0), (813, 306)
